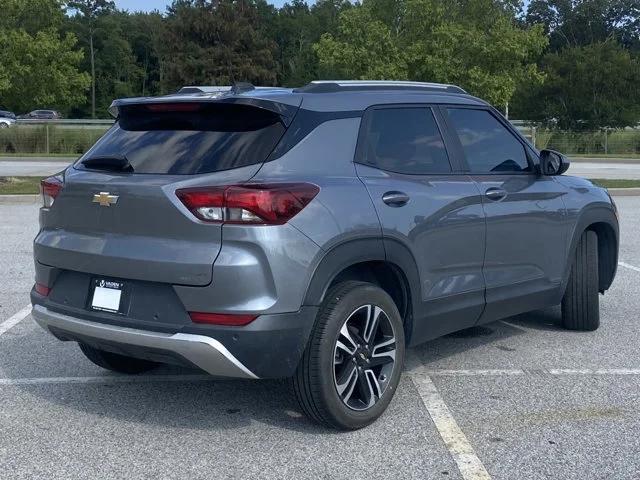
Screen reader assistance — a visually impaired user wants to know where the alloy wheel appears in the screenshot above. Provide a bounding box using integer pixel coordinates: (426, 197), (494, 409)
(333, 304), (397, 411)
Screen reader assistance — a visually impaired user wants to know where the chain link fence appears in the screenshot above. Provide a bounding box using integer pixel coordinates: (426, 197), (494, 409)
(515, 125), (640, 156)
(1, 119), (639, 157)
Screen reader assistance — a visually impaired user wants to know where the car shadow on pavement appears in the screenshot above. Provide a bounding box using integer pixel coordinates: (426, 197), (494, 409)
(406, 306), (564, 369)
(7, 308), (563, 433)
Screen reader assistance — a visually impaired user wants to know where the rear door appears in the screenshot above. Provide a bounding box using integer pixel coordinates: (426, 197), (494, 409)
(35, 102), (290, 286)
(355, 105), (486, 343)
(442, 106), (567, 322)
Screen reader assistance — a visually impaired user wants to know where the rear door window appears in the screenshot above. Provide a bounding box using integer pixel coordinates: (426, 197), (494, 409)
(360, 107), (451, 174)
(446, 108), (531, 173)
(78, 103), (286, 174)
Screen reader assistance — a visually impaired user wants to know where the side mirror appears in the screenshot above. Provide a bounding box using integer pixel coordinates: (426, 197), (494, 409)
(539, 149), (570, 176)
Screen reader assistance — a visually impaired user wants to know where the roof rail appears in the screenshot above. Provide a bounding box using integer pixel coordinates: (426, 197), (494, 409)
(294, 80), (467, 94)
(176, 86), (233, 94)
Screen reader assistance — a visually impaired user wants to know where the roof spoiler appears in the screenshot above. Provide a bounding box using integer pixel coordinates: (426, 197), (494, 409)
(108, 92), (301, 126)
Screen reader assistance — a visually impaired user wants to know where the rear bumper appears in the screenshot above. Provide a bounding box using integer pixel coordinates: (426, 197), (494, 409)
(32, 304), (259, 379)
(31, 283), (318, 378)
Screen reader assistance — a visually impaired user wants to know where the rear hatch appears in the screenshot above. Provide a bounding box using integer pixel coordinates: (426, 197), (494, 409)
(35, 100), (296, 286)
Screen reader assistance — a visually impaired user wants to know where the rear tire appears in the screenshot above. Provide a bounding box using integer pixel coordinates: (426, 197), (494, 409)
(292, 281), (405, 430)
(79, 343), (159, 374)
(561, 230), (600, 331)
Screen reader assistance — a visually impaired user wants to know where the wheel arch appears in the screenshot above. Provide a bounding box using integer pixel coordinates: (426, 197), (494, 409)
(303, 238), (421, 344)
(563, 205), (619, 293)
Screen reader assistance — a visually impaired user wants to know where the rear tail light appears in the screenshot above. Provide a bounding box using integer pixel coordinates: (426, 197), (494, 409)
(189, 312), (258, 326)
(34, 283), (50, 296)
(40, 175), (64, 208)
(176, 183), (320, 225)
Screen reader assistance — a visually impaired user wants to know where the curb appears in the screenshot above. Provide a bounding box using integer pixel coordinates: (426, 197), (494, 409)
(0, 194), (39, 204)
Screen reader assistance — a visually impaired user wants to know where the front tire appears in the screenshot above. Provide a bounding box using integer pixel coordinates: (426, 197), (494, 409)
(79, 343), (159, 374)
(293, 281), (405, 430)
(561, 230), (600, 331)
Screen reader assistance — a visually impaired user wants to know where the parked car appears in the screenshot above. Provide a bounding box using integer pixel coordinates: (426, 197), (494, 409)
(0, 107), (16, 120)
(31, 81), (619, 430)
(0, 115), (14, 128)
(19, 109), (62, 120)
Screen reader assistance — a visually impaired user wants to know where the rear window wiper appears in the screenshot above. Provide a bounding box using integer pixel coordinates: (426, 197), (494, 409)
(81, 155), (134, 173)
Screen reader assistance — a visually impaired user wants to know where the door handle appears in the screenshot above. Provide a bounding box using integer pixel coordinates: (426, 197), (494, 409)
(485, 187), (507, 201)
(382, 191), (410, 207)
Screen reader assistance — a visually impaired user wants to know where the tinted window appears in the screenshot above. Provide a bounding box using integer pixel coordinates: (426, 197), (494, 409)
(447, 108), (530, 173)
(362, 107), (451, 174)
(78, 103), (285, 175)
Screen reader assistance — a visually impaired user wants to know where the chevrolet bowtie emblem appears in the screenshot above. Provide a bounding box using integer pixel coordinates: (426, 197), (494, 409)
(92, 192), (119, 207)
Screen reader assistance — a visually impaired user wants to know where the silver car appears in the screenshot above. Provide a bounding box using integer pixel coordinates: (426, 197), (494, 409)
(31, 81), (619, 430)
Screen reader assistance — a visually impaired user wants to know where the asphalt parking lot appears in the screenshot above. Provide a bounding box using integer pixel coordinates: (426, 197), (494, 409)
(1, 198), (639, 480)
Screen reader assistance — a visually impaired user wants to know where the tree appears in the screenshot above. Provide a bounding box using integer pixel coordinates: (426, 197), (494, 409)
(315, 6), (407, 80)
(526, 0), (640, 51)
(158, 0), (278, 91)
(0, 29), (90, 113)
(67, 0), (116, 118)
(314, 0), (547, 107)
(0, 0), (90, 113)
(0, 0), (65, 35)
(514, 41), (640, 129)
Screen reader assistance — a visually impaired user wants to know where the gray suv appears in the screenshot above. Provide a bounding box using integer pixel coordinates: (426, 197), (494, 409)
(31, 81), (619, 430)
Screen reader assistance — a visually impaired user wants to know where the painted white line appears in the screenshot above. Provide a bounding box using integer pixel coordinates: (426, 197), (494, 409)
(410, 373), (492, 480)
(619, 261), (640, 273)
(549, 368), (640, 375)
(420, 369), (525, 377)
(417, 369), (640, 377)
(0, 374), (214, 386)
(0, 305), (32, 337)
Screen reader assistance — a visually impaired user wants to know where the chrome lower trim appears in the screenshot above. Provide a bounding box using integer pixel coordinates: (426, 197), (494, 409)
(31, 304), (258, 379)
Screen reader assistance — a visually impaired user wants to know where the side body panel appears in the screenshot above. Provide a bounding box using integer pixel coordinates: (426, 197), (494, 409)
(356, 164), (486, 345)
(473, 174), (568, 322)
(228, 116), (384, 314)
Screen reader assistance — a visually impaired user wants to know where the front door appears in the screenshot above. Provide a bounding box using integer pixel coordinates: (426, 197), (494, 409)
(443, 106), (567, 322)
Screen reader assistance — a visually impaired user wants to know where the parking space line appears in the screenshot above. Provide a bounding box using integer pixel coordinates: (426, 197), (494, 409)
(0, 374), (214, 386)
(0, 304), (32, 337)
(619, 261), (640, 273)
(410, 372), (492, 480)
(415, 369), (640, 377)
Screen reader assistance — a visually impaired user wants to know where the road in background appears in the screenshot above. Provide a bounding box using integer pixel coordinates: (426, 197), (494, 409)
(1, 198), (640, 479)
(0, 159), (73, 177)
(569, 161), (640, 180)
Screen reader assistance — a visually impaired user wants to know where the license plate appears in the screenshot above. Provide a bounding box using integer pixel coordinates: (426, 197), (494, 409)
(90, 278), (124, 313)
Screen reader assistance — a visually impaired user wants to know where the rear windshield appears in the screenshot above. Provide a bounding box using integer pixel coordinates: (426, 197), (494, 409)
(77, 103), (286, 174)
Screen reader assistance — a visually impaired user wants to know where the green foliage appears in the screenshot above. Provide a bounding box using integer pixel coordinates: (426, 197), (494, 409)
(0, 0), (65, 34)
(515, 41), (640, 129)
(315, 7), (407, 79)
(158, 0), (278, 90)
(314, 0), (547, 107)
(0, 0), (89, 113)
(0, 0), (638, 130)
(526, 0), (640, 52)
(0, 29), (90, 113)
